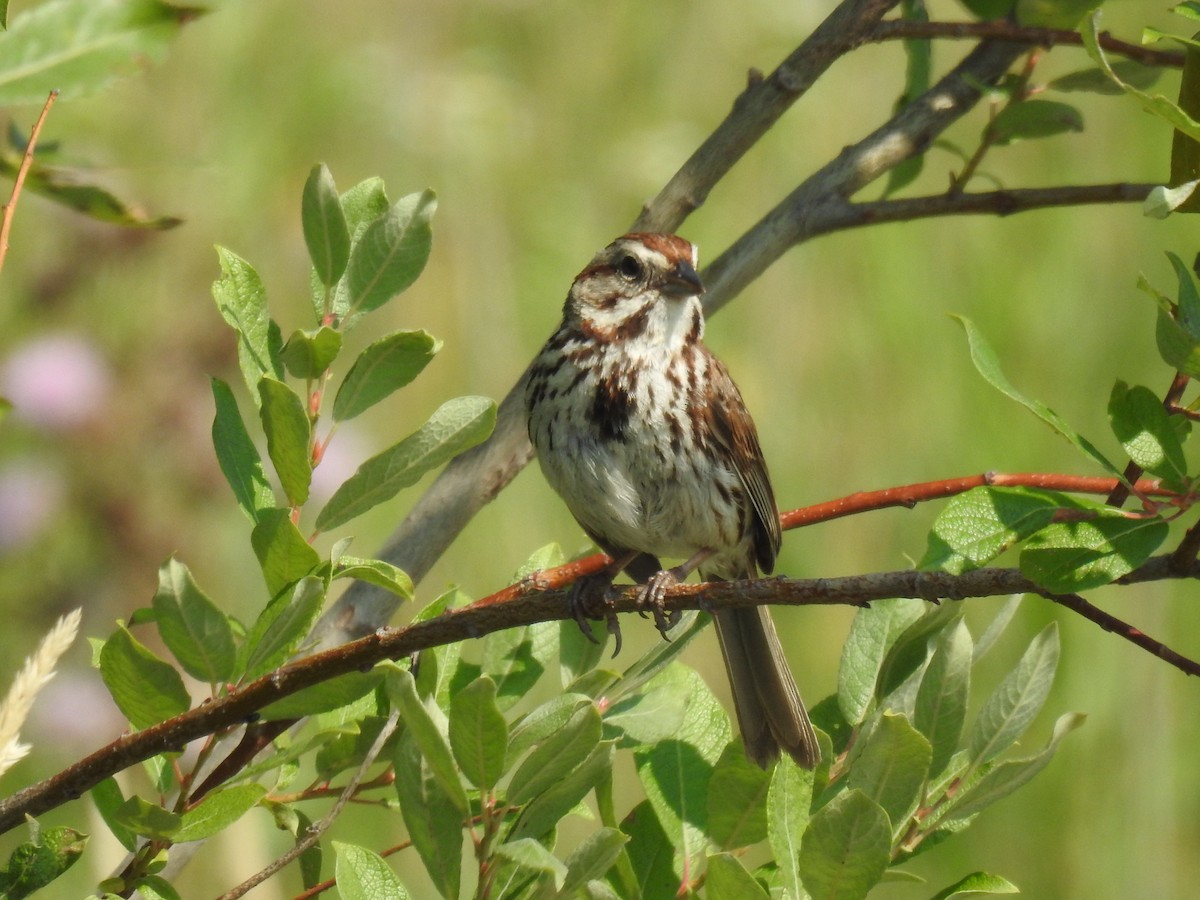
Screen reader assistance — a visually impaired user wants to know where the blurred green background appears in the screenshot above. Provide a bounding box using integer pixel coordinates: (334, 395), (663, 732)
(1, 0), (1198, 896)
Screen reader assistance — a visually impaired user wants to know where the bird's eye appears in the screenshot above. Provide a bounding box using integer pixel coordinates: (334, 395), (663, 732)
(617, 255), (643, 280)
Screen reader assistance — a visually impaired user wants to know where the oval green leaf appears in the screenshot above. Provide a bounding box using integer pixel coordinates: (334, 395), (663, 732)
(315, 395), (496, 531)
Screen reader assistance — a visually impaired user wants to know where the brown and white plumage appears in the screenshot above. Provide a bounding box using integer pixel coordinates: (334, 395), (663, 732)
(525, 233), (819, 769)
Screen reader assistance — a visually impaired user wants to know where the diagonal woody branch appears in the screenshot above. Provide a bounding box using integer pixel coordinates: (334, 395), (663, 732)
(4, 549), (1197, 835)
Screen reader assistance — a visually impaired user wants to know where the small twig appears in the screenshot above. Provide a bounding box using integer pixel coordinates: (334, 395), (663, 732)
(1041, 590), (1200, 677)
(0, 89), (59, 277)
(216, 706), (401, 900)
(870, 19), (1185, 68)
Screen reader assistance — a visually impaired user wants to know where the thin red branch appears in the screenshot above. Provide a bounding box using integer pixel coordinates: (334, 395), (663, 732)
(870, 19), (1185, 68)
(782, 471), (1168, 528)
(0, 89), (59, 277)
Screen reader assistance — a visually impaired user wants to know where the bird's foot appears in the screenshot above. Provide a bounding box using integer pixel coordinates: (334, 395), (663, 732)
(637, 568), (685, 640)
(568, 574), (624, 656)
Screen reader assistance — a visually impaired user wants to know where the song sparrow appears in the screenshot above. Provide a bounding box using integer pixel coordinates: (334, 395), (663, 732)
(525, 232), (819, 769)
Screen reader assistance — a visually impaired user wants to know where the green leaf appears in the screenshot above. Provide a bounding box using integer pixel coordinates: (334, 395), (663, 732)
(332, 556), (414, 600)
(877, 603), (962, 702)
(989, 99), (1083, 144)
(706, 852), (770, 900)
(333, 841), (411, 900)
(213, 246), (282, 396)
(1156, 307), (1200, 376)
(333, 329), (442, 421)
(484, 620), (555, 710)
(260, 669), (384, 720)
(508, 693), (592, 761)
(243, 576), (325, 680)
(799, 789), (891, 900)
(948, 712), (1085, 822)
(848, 713), (931, 834)
(953, 315), (1122, 478)
(883, 0), (931, 198)
(393, 730), (463, 900)
(318, 177), (390, 320)
(1019, 512), (1169, 592)
(509, 701), (602, 804)
(914, 620), (973, 776)
(1168, 250), (1200, 337)
(211, 378), (274, 522)
(633, 666), (730, 878)
(174, 784), (266, 842)
(560, 828), (628, 896)
(386, 667), (469, 813)
(0, 141), (181, 227)
(968, 622), (1059, 767)
(111, 795), (182, 840)
(614, 610), (708, 696)
(281, 327), (343, 379)
(90, 778), (136, 852)
(931, 870), (1020, 898)
(1016, 0), (1094, 28)
(509, 741), (615, 841)
(132, 874), (183, 900)
(1082, 10), (1200, 144)
(1048, 61), (1163, 95)
(249, 508), (321, 598)
(768, 755), (815, 900)
(974, 595), (1024, 663)
(838, 599), (926, 725)
(257, 377), (312, 507)
(919, 486), (1068, 574)
(493, 839), (567, 889)
(151, 558), (237, 684)
(0, 0), (196, 105)
(315, 395), (496, 531)
(1109, 380), (1189, 484)
(448, 676), (509, 790)
(345, 189), (437, 315)
(302, 163), (351, 288)
(100, 625), (190, 729)
(619, 798), (677, 899)
(707, 740), (771, 849)
(604, 673), (690, 747)
(0, 824), (87, 899)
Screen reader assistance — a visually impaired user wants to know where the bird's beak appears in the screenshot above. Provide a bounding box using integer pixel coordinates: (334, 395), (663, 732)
(662, 259), (705, 298)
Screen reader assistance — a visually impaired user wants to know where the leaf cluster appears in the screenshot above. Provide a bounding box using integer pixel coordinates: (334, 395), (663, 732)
(250, 552), (1074, 900)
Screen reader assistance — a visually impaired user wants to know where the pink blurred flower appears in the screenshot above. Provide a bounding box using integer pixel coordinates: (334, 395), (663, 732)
(1, 333), (112, 430)
(0, 460), (64, 550)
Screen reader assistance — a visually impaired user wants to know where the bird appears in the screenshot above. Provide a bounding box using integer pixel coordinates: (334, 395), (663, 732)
(524, 232), (819, 769)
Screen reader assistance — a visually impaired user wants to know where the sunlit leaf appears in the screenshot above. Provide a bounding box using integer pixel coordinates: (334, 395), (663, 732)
(315, 395), (496, 531)
(99, 625), (190, 729)
(0, 0), (200, 105)
(332, 329), (441, 421)
(211, 378), (274, 522)
(302, 162), (351, 288)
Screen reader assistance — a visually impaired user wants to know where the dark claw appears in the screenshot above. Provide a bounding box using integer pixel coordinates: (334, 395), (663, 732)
(638, 570), (683, 641)
(606, 609), (623, 658)
(569, 573), (621, 647)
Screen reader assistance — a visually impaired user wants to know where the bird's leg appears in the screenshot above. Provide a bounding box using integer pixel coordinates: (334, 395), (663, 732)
(569, 550), (639, 653)
(638, 548), (716, 639)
